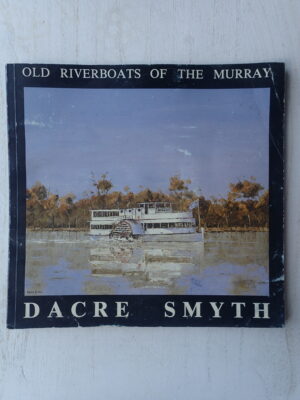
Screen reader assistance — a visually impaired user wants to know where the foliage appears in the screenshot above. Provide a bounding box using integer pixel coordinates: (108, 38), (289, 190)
(228, 179), (264, 200)
(92, 173), (113, 196)
(26, 175), (269, 230)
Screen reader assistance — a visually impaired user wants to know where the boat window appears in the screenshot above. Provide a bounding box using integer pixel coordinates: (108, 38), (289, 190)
(153, 223), (160, 228)
(93, 211), (119, 217)
(91, 224), (112, 230)
(161, 223), (168, 228)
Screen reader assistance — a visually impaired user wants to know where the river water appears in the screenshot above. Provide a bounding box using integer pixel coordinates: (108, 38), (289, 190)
(25, 231), (269, 296)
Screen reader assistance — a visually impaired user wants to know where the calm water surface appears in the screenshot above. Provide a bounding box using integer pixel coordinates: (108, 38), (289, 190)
(25, 231), (269, 296)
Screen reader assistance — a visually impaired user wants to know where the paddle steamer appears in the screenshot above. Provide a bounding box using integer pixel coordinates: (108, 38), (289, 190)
(89, 202), (203, 241)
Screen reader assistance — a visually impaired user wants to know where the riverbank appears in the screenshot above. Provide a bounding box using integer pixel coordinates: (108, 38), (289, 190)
(26, 226), (269, 233)
(205, 227), (268, 232)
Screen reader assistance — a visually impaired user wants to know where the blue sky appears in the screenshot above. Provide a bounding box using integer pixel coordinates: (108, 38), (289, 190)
(24, 87), (269, 199)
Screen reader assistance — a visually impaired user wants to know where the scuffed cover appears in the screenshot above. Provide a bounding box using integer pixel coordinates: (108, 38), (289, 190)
(6, 63), (284, 328)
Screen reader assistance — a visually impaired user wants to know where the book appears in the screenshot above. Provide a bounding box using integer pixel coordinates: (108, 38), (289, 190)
(6, 63), (284, 328)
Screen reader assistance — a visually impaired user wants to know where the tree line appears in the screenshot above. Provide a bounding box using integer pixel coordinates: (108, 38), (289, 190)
(26, 174), (268, 230)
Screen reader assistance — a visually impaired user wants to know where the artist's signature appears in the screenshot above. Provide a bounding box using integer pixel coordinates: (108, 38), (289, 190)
(26, 290), (42, 295)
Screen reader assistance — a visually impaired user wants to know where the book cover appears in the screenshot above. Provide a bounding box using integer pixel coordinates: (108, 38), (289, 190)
(6, 63), (284, 328)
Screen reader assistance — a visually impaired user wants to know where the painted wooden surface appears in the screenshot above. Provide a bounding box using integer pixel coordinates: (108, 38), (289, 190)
(0, 1), (299, 399)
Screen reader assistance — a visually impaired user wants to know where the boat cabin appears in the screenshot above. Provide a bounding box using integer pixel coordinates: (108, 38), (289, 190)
(89, 201), (197, 237)
(137, 202), (173, 214)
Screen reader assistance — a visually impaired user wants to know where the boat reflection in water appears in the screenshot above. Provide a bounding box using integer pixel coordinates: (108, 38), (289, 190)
(25, 231), (269, 296)
(89, 239), (205, 289)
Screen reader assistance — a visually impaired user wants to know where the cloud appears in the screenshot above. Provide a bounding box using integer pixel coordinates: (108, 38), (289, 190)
(24, 116), (62, 128)
(24, 119), (47, 128)
(178, 134), (191, 138)
(183, 125), (197, 129)
(177, 148), (192, 157)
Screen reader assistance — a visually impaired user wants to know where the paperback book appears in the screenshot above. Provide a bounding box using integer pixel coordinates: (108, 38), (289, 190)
(6, 63), (284, 328)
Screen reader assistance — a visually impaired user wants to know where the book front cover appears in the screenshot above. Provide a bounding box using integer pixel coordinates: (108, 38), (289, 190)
(6, 63), (284, 328)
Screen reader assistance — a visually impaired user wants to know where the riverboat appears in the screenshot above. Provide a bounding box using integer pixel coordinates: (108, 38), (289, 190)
(89, 202), (204, 241)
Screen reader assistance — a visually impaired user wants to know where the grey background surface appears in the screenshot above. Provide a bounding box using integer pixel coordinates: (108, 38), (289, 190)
(0, 1), (299, 399)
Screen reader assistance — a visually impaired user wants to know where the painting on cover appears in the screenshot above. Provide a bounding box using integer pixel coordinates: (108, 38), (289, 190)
(25, 87), (270, 297)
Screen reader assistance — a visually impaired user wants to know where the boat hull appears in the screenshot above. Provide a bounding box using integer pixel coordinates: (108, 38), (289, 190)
(140, 233), (203, 242)
(89, 232), (204, 243)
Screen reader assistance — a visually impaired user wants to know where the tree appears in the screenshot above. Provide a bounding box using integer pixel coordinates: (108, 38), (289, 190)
(169, 175), (191, 193)
(255, 190), (269, 226)
(43, 193), (59, 228)
(26, 182), (49, 228)
(169, 175), (193, 210)
(58, 193), (76, 228)
(228, 179), (264, 201)
(93, 173), (113, 196)
(227, 179), (265, 227)
(106, 191), (123, 208)
(30, 181), (47, 201)
(124, 191), (135, 207)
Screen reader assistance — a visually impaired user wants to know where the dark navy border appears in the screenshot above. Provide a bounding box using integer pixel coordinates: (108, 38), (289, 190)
(6, 63), (285, 328)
